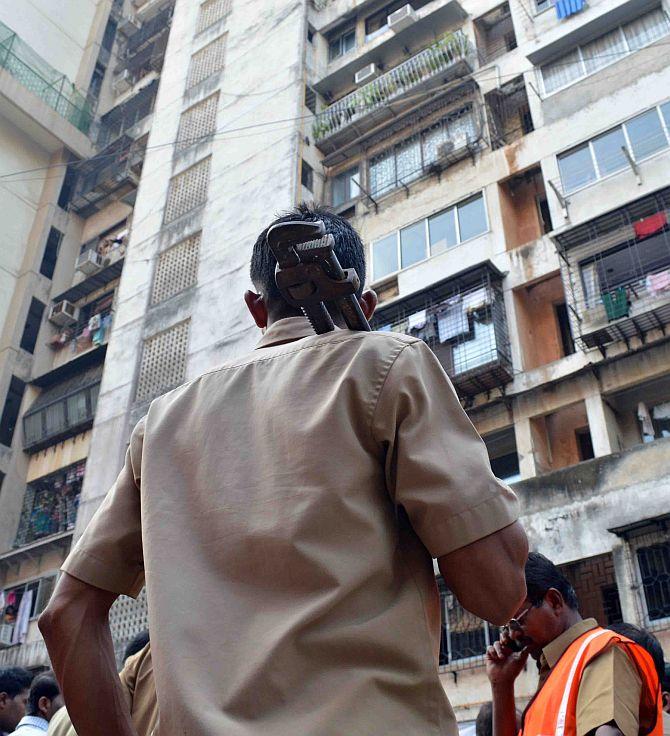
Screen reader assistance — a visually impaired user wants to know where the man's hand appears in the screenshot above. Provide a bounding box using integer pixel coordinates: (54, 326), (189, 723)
(486, 633), (530, 689)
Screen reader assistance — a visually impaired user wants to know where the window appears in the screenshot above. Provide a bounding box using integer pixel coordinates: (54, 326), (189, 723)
(176, 94), (219, 152)
(486, 429), (521, 483)
(636, 542), (670, 621)
(88, 62), (105, 101)
(365, 1), (409, 40)
(196, 0), (232, 34)
(535, 0), (553, 12)
(328, 28), (355, 61)
(575, 427), (595, 460)
(557, 102), (670, 194)
(540, 8), (670, 95)
(368, 105), (478, 197)
(331, 166), (359, 206)
(439, 582), (497, 664)
(164, 157), (211, 224)
(152, 233), (202, 305)
(40, 227), (63, 279)
(555, 302), (575, 356)
(20, 298), (46, 354)
(305, 85), (317, 115)
(371, 193), (487, 281)
(490, 452), (520, 482)
(0, 377), (26, 447)
(301, 160), (314, 191)
(661, 101), (670, 130)
(57, 166), (77, 210)
(187, 35), (227, 89)
(1, 576), (57, 628)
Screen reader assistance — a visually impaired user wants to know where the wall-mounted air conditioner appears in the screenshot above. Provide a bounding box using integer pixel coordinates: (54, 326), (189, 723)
(76, 250), (104, 276)
(49, 301), (79, 327)
(113, 69), (133, 95)
(0, 624), (13, 648)
(354, 63), (378, 85)
(436, 140), (455, 159)
(388, 4), (417, 32)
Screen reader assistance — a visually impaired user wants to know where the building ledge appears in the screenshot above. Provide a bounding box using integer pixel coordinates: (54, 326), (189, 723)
(0, 531), (72, 569)
(32, 345), (106, 389)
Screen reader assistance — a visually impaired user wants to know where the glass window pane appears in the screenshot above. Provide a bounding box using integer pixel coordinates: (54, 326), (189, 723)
(66, 391), (89, 426)
(623, 8), (670, 51)
(328, 38), (340, 61)
(429, 208), (457, 255)
(541, 48), (583, 94)
(591, 127), (627, 176)
(625, 109), (668, 160)
(332, 167), (359, 207)
(372, 233), (398, 280)
(558, 144), (596, 193)
(582, 29), (627, 74)
(369, 149), (396, 197)
(400, 221), (427, 269)
(447, 108), (477, 148)
(422, 122), (447, 167)
(457, 195), (487, 242)
(661, 101), (670, 131)
(396, 136), (421, 185)
(342, 30), (356, 54)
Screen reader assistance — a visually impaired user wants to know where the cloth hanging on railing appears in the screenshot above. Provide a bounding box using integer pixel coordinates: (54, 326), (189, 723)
(555, 0), (584, 19)
(408, 310), (427, 331)
(646, 269), (670, 295)
(634, 212), (667, 240)
(11, 589), (33, 645)
(437, 297), (470, 343)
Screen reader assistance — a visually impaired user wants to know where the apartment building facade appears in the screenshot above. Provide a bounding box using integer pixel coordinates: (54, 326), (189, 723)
(0, 0), (669, 728)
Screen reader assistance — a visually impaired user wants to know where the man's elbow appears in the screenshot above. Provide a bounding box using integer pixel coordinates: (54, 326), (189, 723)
(38, 598), (67, 641)
(488, 569), (527, 626)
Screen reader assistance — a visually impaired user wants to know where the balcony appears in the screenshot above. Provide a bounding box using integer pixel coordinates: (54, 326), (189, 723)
(97, 78), (158, 147)
(556, 187), (670, 353)
(70, 135), (146, 216)
(371, 262), (513, 399)
(23, 374), (101, 452)
(0, 20), (92, 134)
(13, 461), (84, 549)
(115, 32), (168, 86)
(313, 31), (474, 153)
(123, 3), (174, 59)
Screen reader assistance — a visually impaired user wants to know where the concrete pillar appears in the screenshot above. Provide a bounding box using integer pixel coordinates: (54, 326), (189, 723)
(514, 414), (551, 478)
(585, 393), (622, 457)
(611, 543), (643, 626)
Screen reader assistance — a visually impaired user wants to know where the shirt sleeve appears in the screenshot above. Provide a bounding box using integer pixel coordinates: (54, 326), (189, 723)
(61, 418), (146, 598)
(576, 646), (642, 736)
(371, 339), (520, 558)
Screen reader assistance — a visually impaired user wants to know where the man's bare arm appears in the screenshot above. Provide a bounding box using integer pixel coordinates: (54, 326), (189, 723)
(438, 520), (528, 625)
(39, 572), (137, 736)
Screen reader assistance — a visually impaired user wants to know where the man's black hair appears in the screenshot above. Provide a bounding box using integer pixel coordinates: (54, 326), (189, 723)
(608, 622), (665, 683)
(525, 552), (579, 610)
(249, 203), (366, 320)
(124, 629), (150, 661)
(26, 673), (59, 716)
(0, 667), (32, 697)
(475, 701), (493, 736)
(662, 661), (670, 691)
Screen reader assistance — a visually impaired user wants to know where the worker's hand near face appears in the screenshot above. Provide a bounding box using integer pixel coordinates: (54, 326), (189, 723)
(485, 627), (530, 688)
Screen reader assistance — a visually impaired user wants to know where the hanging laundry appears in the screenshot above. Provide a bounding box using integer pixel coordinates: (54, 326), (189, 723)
(11, 590), (33, 645)
(408, 310), (427, 331)
(637, 402), (655, 437)
(437, 298), (470, 343)
(555, 0), (584, 19)
(602, 287), (629, 321)
(88, 313), (101, 331)
(652, 401), (670, 420)
(646, 270), (670, 295)
(92, 327), (105, 346)
(462, 286), (490, 313)
(634, 212), (667, 240)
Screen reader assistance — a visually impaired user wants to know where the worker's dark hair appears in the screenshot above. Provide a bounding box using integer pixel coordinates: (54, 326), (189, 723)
(0, 667), (32, 697)
(250, 203), (366, 319)
(525, 552), (579, 610)
(27, 673), (59, 716)
(475, 701), (493, 736)
(608, 622), (665, 684)
(124, 629), (150, 661)
(662, 661), (670, 691)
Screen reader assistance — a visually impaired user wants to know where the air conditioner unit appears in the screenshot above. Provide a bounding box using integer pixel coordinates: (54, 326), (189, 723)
(354, 63), (378, 85)
(436, 140), (455, 159)
(0, 624), (14, 648)
(118, 15), (141, 36)
(388, 4), (417, 32)
(113, 69), (133, 95)
(76, 250), (104, 276)
(49, 301), (79, 327)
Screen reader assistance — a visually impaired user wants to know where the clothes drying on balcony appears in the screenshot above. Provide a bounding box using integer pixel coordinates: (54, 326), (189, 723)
(646, 269), (670, 295)
(555, 0), (584, 19)
(436, 297), (470, 342)
(601, 287), (629, 321)
(634, 212), (667, 240)
(408, 309), (427, 331)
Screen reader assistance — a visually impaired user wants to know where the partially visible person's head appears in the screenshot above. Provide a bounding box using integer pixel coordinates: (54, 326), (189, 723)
(124, 629), (150, 662)
(662, 662), (670, 714)
(27, 673), (63, 722)
(506, 552), (580, 660)
(247, 203), (375, 327)
(607, 622), (664, 686)
(0, 667), (31, 731)
(475, 701), (493, 736)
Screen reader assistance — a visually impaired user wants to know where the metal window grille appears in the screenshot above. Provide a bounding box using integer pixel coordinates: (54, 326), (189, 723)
(196, 0), (232, 34)
(176, 93), (219, 152)
(636, 541), (670, 621)
(439, 582), (497, 668)
(186, 34), (227, 89)
(151, 233), (201, 304)
(163, 157), (211, 224)
(135, 321), (190, 402)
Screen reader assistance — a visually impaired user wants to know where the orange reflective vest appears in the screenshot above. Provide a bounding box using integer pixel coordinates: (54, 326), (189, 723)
(520, 627), (662, 736)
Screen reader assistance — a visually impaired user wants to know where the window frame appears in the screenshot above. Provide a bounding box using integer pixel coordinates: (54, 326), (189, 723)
(634, 539), (670, 627)
(1, 574), (59, 624)
(331, 165), (361, 207)
(540, 8), (670, 97)
(328, 27), (356, 62)
(370, 192), (489, 283)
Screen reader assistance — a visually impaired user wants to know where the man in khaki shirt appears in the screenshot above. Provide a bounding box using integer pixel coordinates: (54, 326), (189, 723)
(487, 552), (658, 736)
(40, 205), (527, 736)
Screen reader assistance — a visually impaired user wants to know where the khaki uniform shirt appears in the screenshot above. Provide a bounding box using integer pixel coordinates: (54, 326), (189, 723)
(47, 642), (157, 736)
(62, 317), (519, 736)
(538, 619), (642, 736)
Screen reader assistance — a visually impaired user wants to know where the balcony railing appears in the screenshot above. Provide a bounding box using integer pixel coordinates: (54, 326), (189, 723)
(313, 31), (474, 147)
(117, 32), (168, 84)
(0, 20), (92, 133)
(13, 462), (84, 548)
(123, 3), (174, 58)
(372, 262), (512, 399)
(23, 382), (100, 451)
(97, 79), (158, 147)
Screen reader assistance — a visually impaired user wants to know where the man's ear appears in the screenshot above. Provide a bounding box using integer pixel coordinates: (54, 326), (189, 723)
(244, 290), (268, 329)
(359, 289), (378, 321)
(545, 588), (565, 613)
(0, 691), (8, 708)
(38, 695), (49, 718)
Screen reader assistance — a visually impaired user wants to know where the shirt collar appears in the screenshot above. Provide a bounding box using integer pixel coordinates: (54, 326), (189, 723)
(255, 316), (316, 349)
(15, 716), (49, 731)
(540, 618), (598, 670)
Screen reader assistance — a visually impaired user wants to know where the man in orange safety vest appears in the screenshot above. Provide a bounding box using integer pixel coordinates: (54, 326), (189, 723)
(486, 552), (662, 736)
